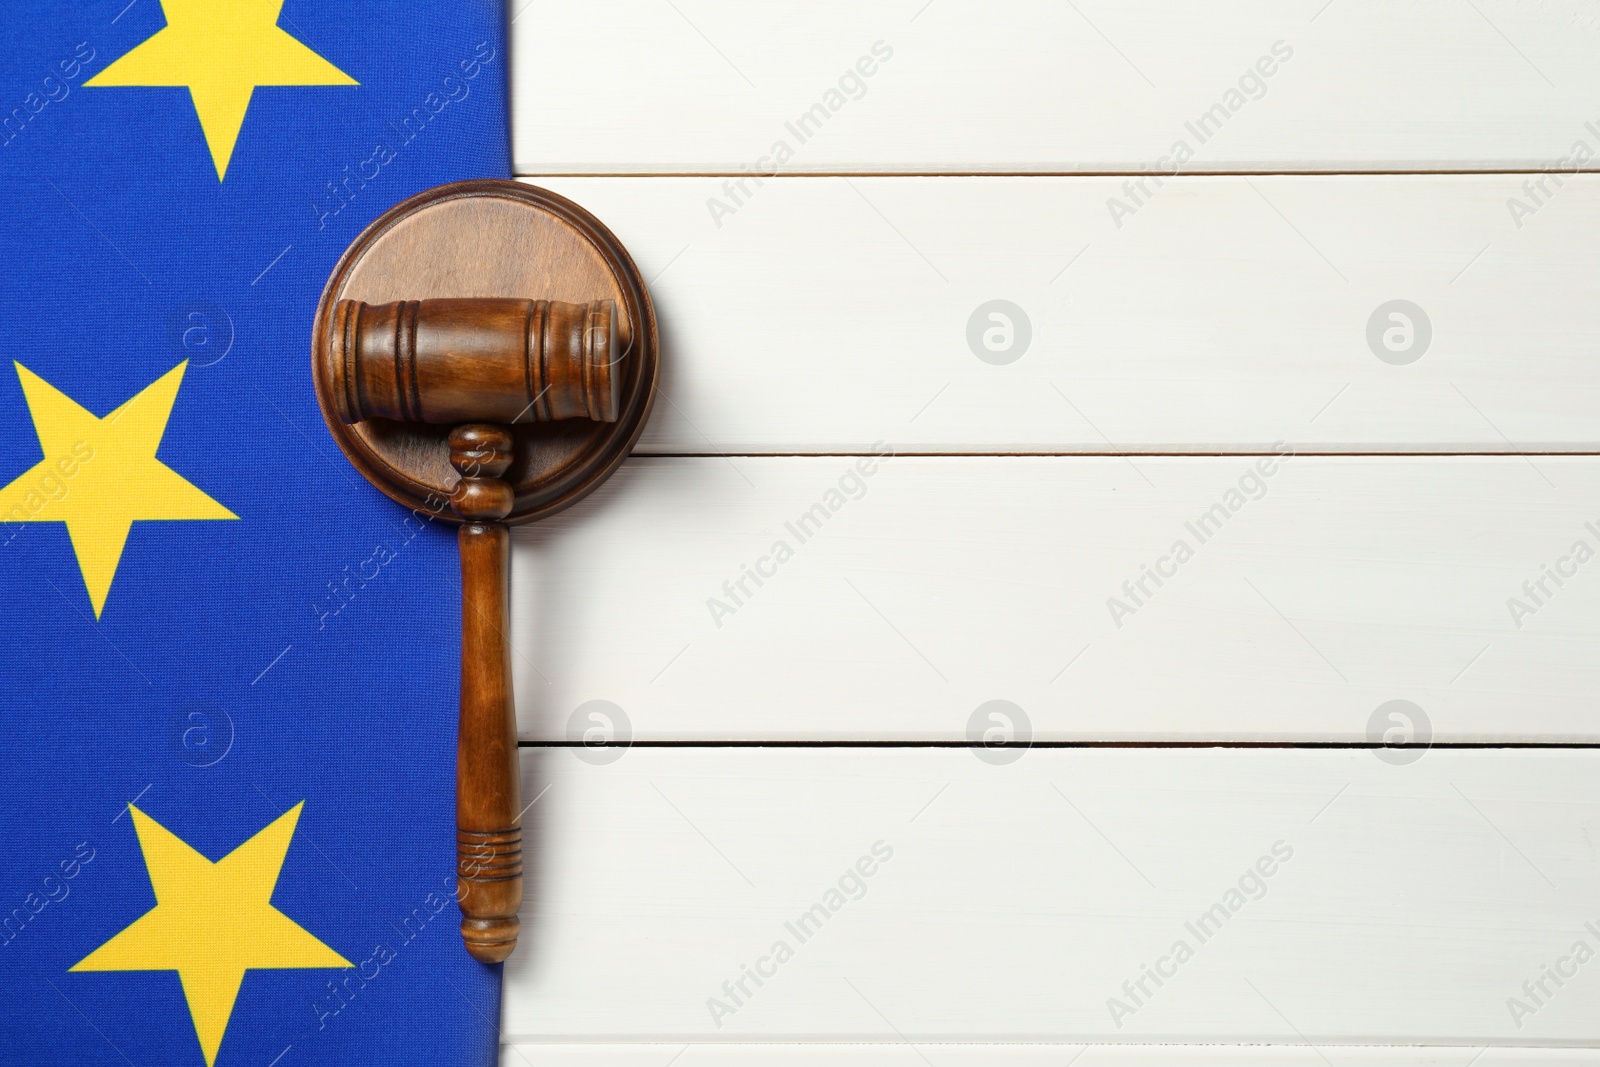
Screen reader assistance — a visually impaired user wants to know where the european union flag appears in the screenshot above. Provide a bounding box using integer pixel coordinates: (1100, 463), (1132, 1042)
(0, 2), (510, 1064)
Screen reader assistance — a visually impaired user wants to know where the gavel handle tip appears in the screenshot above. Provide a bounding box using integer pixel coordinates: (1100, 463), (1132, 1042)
(461, 916), (520, 963)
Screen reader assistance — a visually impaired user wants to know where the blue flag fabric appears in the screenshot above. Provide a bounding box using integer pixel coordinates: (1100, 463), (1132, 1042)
(0, 3), (510, 1064)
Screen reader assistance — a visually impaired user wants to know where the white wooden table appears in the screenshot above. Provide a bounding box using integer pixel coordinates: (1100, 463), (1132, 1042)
(498, 3), (1600, 1061)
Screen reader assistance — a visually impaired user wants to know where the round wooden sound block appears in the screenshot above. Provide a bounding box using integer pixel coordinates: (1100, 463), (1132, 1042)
(312, 180), (659, 525)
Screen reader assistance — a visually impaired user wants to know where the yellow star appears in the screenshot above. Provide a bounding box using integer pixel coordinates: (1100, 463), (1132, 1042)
(73, 804), (352, 1067)
(86, 0), (357, 180)
(0, 361), (236, 618)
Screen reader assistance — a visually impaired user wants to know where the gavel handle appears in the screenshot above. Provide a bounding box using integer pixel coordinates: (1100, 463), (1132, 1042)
(450, 425), (522, 963)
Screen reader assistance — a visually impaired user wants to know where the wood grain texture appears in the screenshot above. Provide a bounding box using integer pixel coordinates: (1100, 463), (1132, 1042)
(313, 182), (662, 966)
(509, 455), (1600, 742)
(315, 180), (658, 525)
(491, 6), (1600, 1059)
(451, 426), (523, 963)
(501, 747), (1600, 1042)
(530, 175), (1600, 454)
(327, 298), (623, 425)
(510, 0), (1600, 174)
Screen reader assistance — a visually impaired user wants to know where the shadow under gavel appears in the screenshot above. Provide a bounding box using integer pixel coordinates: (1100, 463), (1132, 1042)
(322, 296), (624, 962)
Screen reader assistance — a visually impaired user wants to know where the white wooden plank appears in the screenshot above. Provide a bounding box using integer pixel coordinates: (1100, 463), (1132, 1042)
(511, 1), (1600, 173)
(501, 747), (1600, 1042)
(510, 455), (1600, 742)
(503, 1046), (1600, 1066)
(531, 176), (1600, 454)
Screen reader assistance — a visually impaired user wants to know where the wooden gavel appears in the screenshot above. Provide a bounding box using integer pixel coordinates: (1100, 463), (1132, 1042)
(313, 179), (657, 965)
(321, 295), (624, 963)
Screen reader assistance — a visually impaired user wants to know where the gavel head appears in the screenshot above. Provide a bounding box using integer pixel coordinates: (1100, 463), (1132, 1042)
(311, 180), (658, 530)
(322, 297), (625, 426)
